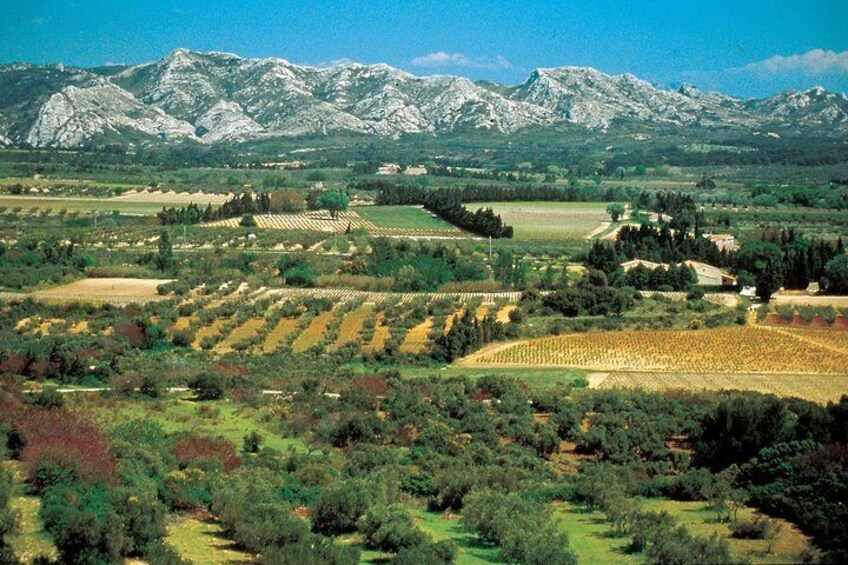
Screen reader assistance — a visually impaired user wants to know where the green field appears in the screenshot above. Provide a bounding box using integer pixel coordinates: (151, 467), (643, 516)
(355, 205), (458, 231)
(80, 395), (309, 453)
(0, 195), (176, 216)
(3, 461), (59, 564)
(357, 508), (500, 564)
(390, 365), (588, 391)
(467, 201), (610, 240)
(166, 516), (252, 565)
(554, 500), (812, 565)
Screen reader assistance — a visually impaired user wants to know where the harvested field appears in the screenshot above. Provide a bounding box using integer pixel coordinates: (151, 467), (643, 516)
(328, 304), (372, 351)
(192, 319), (227, 350)
(592, 372), (846, 405)
(215, 318), (265, 354)
(444, 309), (466, 334)
(291, 310), (335, 353)
(460, 327), (848, 375)
(400, 317), (434, 354)
(474, 305), (489, 320)
(30, 278), (173, 304)
(169, 316), (192, 334)
(112, 189), (230, 205)
(466, 201), (611, 240)
(69, 320), (89, 334)
(496, 304), (517, 323)
(260, 318), (301, 353)
(364, 313), (390, 354)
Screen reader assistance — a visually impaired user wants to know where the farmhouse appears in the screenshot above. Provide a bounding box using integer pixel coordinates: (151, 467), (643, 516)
(704, 232), (739, 252)
(621, 258), (737, 287)
(377, 163), (402, 175)
(683, 260), (737, 287)
(620, 259), (665, 271)
(403, 165), (428, 176)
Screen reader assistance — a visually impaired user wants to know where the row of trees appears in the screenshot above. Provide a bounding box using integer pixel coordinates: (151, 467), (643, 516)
(372, 183), (513, 238)
(157, 190), (349, 225)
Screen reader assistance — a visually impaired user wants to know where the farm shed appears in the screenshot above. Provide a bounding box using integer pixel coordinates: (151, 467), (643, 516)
(683, 260), (737, 287)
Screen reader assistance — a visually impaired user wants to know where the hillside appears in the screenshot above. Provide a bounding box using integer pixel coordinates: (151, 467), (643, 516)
(1, 49), (847, 147)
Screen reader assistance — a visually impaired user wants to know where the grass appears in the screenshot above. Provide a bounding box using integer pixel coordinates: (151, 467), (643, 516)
(553, 503), (640, 565)
(3, 461), (59, 564)
(640, 498), (812, 564)
(166, 515), (252, 565)
(78, 396), (308, 453)
(554, 499), (812, 565)
(356, 508), (500, 564)
(354, 205), (457, 231)
(466, 201), (610, 240)
(362, 364), (588, 392)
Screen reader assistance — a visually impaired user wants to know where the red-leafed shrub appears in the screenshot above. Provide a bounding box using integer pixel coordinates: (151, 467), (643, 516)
(0, 392), (23, 427)
(112, 321), (145, 348)
(172, 436), (241, 472)
(0, 354), (28, 375)
(15, 409), (115, 486)
(352, 375), (388, 398)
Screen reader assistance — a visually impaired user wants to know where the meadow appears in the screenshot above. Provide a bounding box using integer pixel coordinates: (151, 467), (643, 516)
(465, 201), (611, 240)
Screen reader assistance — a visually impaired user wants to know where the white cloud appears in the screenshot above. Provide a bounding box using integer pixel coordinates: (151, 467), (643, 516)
(410, 51), (513, 70)
(732, 49), (848, 76)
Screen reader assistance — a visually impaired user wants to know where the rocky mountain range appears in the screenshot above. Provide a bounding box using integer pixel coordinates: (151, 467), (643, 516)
(1, 48), (846, 148)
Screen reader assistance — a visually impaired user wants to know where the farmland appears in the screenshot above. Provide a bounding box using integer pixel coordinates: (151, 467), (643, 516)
(465, 201), (611, 240)
(1, 138), (847, 565)
(29, 277), (173, 304)
(205, 206), (467, 237)
(461, 326), (848, 376)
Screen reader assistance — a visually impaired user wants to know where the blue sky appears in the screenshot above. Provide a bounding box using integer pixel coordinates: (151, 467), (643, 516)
(2, 0), (847, 97)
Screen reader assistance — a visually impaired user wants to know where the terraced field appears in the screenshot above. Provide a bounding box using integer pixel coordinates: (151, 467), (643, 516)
(400, 317), (434, 354)
(291, 310), (336, 353)
(328, 304), (372, 351)
(260, 317), (302, 353)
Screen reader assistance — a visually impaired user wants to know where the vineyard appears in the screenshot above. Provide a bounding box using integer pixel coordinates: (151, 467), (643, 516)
(592, 372), (847, 405)
(461, 326), (848, 375)
(205, 207), (468, 237)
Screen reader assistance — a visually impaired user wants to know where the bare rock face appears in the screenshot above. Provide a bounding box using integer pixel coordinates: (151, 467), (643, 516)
(0, 49), (843, 147)
(25, 79), (196, 147)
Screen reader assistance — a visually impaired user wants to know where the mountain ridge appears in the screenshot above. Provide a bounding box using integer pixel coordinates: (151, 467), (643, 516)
(1, 49), (846, 148)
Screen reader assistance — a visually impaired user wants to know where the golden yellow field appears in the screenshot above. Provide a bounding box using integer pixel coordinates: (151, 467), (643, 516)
(364, 313), (391, 354)
(260, 318), (301, 353)
(400, 317), (434, 354)
(592, 372), (847, 405)
(215, 318), (265, 354)
(328, 304), (372, 352)
(496, 305), (517, 324)
(291, 310), (335, 353)
(461, 326), (848, 375)
(191, 319), (227, 350)
(475, 305), (489, 320)
(31, 278), (173, 304)
(443, 309), (465, 334)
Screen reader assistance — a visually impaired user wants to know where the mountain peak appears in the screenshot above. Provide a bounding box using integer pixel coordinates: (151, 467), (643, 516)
(0, 50), (844, 147)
